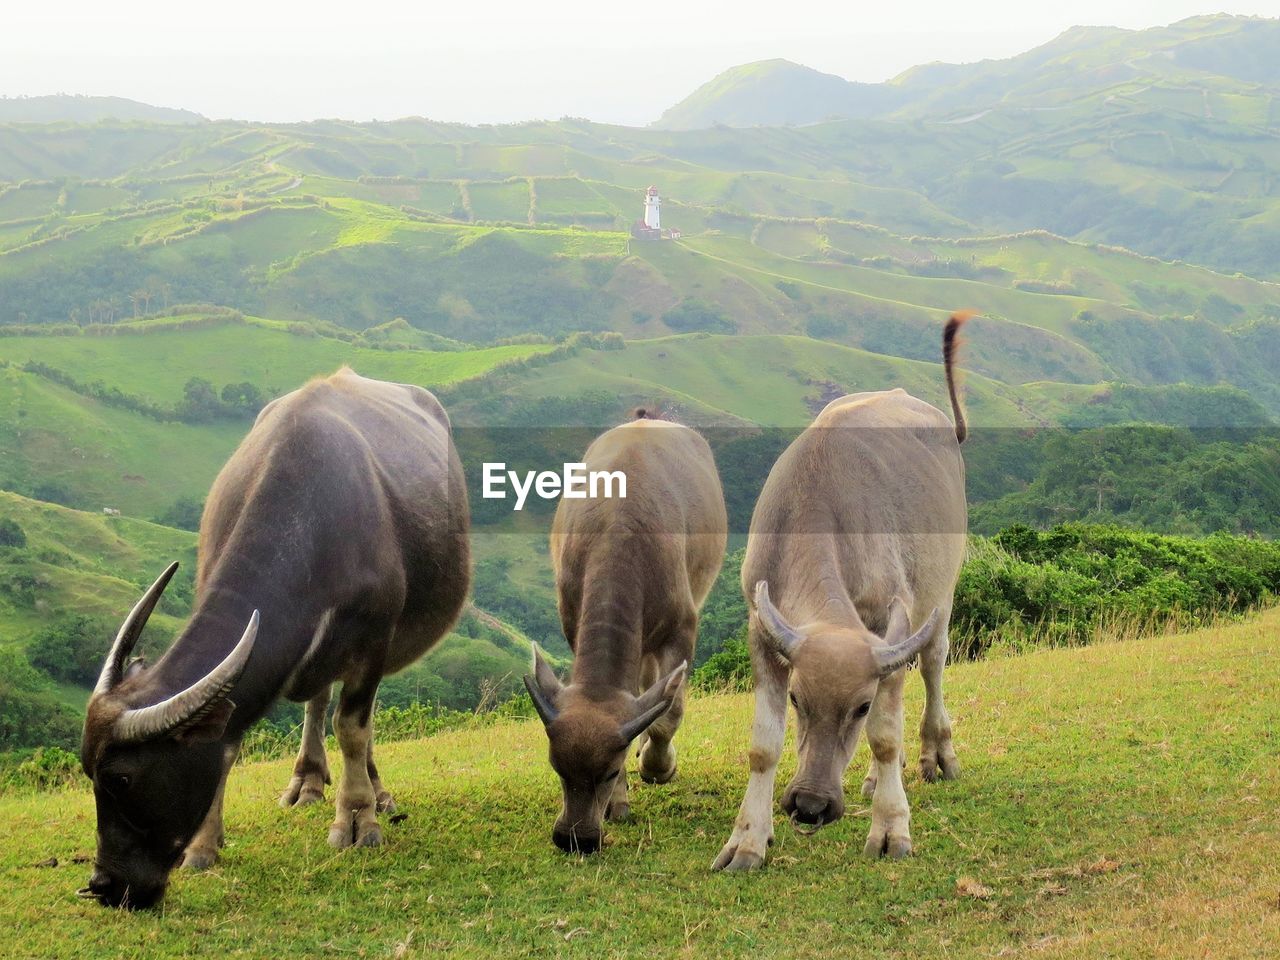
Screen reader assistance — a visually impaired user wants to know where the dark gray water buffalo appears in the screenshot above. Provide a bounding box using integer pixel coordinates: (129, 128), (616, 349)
(713, 314), (970, 871)
(79, 369), (470, 908)
(526, 410), (727, 853)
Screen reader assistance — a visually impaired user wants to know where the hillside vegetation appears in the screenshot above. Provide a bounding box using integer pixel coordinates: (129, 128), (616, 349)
(5, 16), (1280, 369)
(2, 610), (1277, 957)
(0, 490), (538, 752)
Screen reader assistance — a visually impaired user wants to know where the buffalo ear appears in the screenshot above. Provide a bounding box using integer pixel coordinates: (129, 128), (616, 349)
(883, 596), (912, 644)
(524, 643), (563, 727)
(173, 698), (235, 745)
(530, 642), (563, 697)
(620, 661), (687, 743)
(122, 658), (148, 683)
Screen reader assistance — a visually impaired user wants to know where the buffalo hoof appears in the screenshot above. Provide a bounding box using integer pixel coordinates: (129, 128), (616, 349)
(280, 772), (327, 808)
(605, 800), (631, 823)
(639, 745), (677, 785)
(920, 749), (960, 784)
(375, 790), (396, 814)
(328, 809), (383, 849)
(712, 838), (767, 872)
(863, 824), (912, 860)
(181, 846), (219, 871)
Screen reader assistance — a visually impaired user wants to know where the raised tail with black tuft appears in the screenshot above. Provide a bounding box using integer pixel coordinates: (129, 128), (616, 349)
(943, 311), (973, 444)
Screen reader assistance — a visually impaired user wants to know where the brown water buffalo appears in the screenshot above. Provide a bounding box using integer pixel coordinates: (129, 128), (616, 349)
(526, 410), (727, 853)
(713, 314), (970, 871)
(79, 369), (470, 908)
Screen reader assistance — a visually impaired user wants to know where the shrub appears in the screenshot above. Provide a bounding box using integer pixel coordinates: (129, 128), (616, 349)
(0, 518), (26, 548)
(156, 496), (204, 532)
(688, 524), (1280, 680)
(662, 298), (734, 333)
(29, 615), (117, 687)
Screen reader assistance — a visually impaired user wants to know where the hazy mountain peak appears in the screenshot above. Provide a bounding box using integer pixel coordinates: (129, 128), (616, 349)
(0, 95), (205, 125)
(656, 13), (1280, 130)
(653, 59), (903, 130)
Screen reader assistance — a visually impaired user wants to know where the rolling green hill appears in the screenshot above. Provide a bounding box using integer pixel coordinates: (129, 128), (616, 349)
(2, 610), (1277, 957)
(0, 489), (195, 650)
(0, 487), (540, 736)
(656, 59), (904, 129)
(6, 17), (1280, 393)
(658, 15), (1280, 129)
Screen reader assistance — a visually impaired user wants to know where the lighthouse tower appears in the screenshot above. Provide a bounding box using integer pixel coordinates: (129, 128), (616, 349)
(643, 185), (661, 231)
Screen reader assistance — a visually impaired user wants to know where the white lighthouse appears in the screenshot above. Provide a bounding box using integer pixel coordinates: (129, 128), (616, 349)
(643, 184), (661, 231)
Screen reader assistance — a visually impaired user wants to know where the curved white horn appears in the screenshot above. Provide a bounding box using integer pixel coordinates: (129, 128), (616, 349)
(114, 611), (259, 744)
(94, 562), (179, 697)
(873, 608), (940, 677)
(754, 581), (802, 663)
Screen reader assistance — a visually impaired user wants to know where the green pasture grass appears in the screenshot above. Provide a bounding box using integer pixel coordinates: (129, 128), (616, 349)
(686, 234), (1101, 337)
(0, 184), (60, 222)
(2, 609), (1276, 957)
(496, 333), (1033, 428)
(635, 239), (1113, 385)
(0, 365), (244, 516)
(468, 180), (534, 223)
(0, 321), (556, 408)
(63, 185), (134, 217)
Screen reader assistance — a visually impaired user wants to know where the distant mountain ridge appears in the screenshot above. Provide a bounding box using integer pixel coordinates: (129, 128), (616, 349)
(653, 60), (907, 130)
(655, 14), (1280, 128)
(0, 95), (204, 125)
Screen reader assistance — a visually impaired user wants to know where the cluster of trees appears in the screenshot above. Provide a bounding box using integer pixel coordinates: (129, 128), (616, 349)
(21, 361), (266, 424)
(662, 298), (734, 333)
(969, 427), (1280, 536)
(0, 648), (81, 754)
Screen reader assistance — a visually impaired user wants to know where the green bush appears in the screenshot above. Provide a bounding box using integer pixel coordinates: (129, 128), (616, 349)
(691, 524), (1280, 682)
(0, 518), (26, 548)
(28, 615), (116, 686)
(156, 495), (204, 532)
(662, 298), (734, 333)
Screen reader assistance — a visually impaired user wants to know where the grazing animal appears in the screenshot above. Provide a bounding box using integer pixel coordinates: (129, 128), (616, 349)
(79, 369), (470, 908)
(713, 313), (970, 871)
(526, 411), (727, 853)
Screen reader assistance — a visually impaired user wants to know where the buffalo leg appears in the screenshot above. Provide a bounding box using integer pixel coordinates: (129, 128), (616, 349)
(919, 612), (959, 782)
(639, 620), (695, 784)
(182, 740), (240, 870)
(712, 623), (788, 871)
(863, 668), (912, 859)
(280, 686), (332, 807)
(366, 740), (395, 813)
(329, 671), (386, 849)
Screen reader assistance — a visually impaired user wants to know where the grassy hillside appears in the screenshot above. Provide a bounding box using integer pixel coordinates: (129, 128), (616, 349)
(0, 489), (195, 650)
(2, 610), (1277, 957)
(0, 317), (556, 408)
(0, 363), (245, 516)
(459, 333), (1035, 427)
(4, 31), (1280, 417)
(0, 489), (537, 730)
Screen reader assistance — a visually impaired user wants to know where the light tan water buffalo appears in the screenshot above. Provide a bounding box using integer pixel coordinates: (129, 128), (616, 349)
(713, 314), (970, 871)
(79, 369), (470, 908)
(526, 410), (728, 853)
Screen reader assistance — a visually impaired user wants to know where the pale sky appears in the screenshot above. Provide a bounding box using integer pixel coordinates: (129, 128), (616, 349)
(1, 2), (1277, 126)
